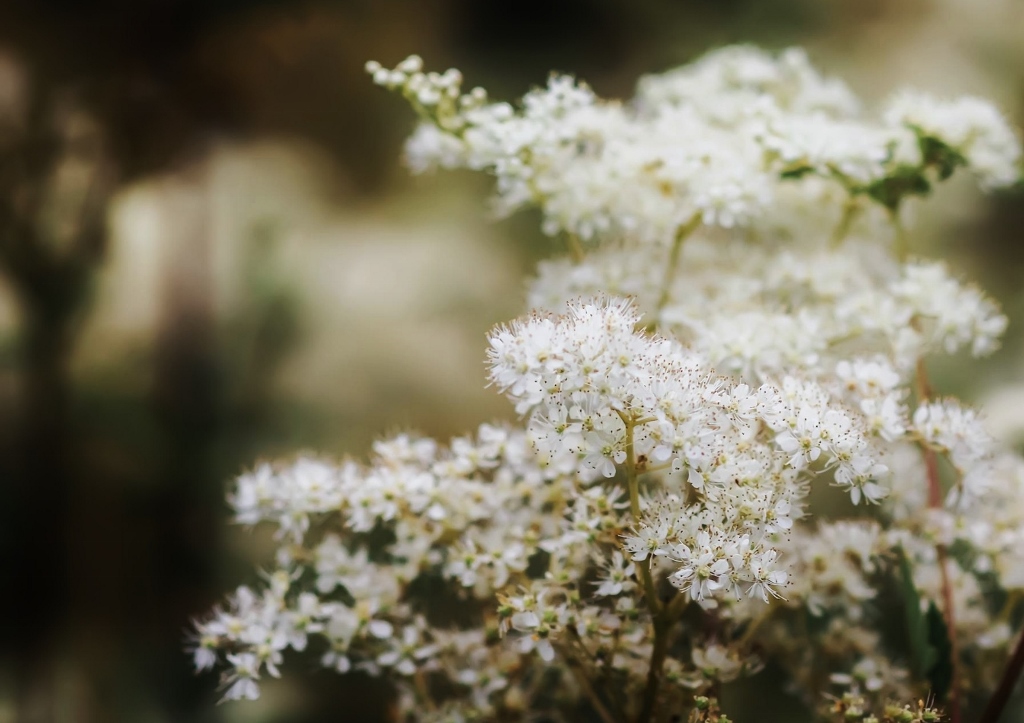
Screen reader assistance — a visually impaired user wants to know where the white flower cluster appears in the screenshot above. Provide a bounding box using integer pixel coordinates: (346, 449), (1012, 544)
(913, 398), (997, 506)
(193, 425), (562, 705)
(531, 243), (1007, 378)
(191, 45), (1024, 722)
(370, 46), (1019, 246)
(885, 90), (1022, 190)
(488, 298), (897, 610)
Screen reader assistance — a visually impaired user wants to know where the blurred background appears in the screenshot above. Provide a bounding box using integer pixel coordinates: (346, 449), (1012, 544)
(0, 1), (1021, 721)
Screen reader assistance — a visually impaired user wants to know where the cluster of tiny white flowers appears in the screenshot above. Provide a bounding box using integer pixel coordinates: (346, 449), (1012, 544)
(370, 45), (1018, 247)
(191, 45), (1023, 721)
(190, 573), (338, 700)
(194, 424), (567, 707)
(531, 243), (1008, 378)
(884, 90), (1023, 190)
(780, 520), (885, 619)
(912, 398), (997, 506)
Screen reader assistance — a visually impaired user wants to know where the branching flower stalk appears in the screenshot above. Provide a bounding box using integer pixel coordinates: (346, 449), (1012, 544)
(618, 409), (689, 723)
(189, 46), (1024, 722)
(619, 411), (663, 618)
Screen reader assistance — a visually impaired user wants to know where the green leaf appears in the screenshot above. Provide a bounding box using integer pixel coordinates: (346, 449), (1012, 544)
(780, 165), (815, 180)
(334, 583), (357, 608)
(898, 549), (935, 676)
(925, 600), (953, 701)
(918, 135), (968, 181)
(897, 548), (955, 702)
(863, 169), (932, 211)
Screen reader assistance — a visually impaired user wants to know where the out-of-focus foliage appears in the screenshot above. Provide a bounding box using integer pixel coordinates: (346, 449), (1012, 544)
(0, 1), (1020, 722)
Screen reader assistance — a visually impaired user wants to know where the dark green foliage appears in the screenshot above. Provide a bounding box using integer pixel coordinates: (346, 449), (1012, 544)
(897, 549), (954, 702)
(918, 134), (969, 182)
(864, 168), (933, 212)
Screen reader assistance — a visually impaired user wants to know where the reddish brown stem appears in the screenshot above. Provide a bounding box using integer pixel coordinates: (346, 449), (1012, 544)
(916, 359), (962, 723)
(979, 628), (1024, 723)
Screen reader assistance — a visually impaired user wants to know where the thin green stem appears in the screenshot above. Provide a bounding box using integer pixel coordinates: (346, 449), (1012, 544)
(567, 233), (586, 264)
(891, 210), (910, 262)
(830, 198), (860, 247)
(614, 408), (690, 723)
(618, 410), (661, 615)
(654, 215), (702, 318)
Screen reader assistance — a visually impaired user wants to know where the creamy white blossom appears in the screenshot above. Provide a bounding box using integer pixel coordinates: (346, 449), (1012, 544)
(191, 45), (1024, 722)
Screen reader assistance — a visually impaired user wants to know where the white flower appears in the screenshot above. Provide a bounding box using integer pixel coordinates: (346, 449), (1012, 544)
(377, 624), (440, 676)
(221, 653), (262, 702)
(593, 551), (637, 596)
(622, 524), (672, 562)
(668, 532), (732, 603)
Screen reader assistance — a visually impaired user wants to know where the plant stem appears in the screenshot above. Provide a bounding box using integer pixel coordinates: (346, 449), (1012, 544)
(738, 606), (772, 647)
(892, 211), (910, 262)
(638, 620), (670, 723)
(915, 358), (962, 723)
(567, 233), (586, 264)
(604, 627), (622, 680)
(830, 199), (860, 247)
(616, 409), (684, 723)
(979, 628), (1024, 723)
(618, 411), (661, 615)
(654, 215), (702, 317)
(664, 592), (690, 623)
(559, 644), (619, 723)
(413, 669), (436, 711)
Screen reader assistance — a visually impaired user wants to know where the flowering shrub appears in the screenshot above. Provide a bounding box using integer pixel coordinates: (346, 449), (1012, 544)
(190, 46), (1024, 722)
